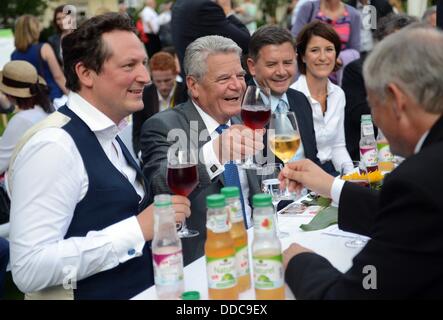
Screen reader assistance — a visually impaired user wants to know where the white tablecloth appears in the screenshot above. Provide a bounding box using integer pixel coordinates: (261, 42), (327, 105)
(133, 202), (364, 300)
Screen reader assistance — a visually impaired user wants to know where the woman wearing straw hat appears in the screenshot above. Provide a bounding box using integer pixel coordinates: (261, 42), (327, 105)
(0, 60), (53, 175)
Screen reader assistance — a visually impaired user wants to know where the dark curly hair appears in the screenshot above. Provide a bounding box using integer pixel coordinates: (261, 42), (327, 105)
(62, 12), (136, 92)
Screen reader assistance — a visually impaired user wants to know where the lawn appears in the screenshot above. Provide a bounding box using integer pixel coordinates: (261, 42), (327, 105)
(1, 112), (15, 135)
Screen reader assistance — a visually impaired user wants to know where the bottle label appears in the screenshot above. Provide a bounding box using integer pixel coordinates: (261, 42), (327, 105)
(377, 143), (393, 162)
(253, 255), (284, 290)
(235, 244), (250, 277)
(361, 123), (374, 136)
(206, 255), (237, 289)
(360, 145), (378, 167)
(207, 211), (230, 233)
(253, 214), (275, 235)
(228, 202), (244, 224)
(153, 250), (184, 286)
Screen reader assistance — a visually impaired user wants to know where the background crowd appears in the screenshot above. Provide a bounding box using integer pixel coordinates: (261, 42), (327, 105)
(0, 0), (441, 300)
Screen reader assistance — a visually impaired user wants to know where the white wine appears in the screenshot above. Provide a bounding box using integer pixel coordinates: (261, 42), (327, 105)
(270, 135), (300, 163)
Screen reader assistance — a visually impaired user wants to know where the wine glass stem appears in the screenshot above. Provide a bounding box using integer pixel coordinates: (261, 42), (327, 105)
(285, 178), (292, 196)
(245, 155), (253, 165)
(181, 219), (188, 231)
(272, 202), (281, 236)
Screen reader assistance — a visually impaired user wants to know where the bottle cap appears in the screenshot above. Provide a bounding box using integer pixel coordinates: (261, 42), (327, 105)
(181, 291), (200, 300)
(154, 194), (172, 207)
(206, 194), (226, 208)
(252, 193), (272, 207)
(220, 186), (240, 198)
(361, 114), (372, 121)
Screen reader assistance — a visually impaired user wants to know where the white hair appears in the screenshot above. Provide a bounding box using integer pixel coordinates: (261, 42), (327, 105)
(363, 27), (443, 114)
(183, 35), (242, 81)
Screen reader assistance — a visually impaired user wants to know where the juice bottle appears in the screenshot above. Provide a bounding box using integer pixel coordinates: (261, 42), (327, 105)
(152, 194), (184, 299)
(205, 194), (239, 300)
(221, 186), (251, 292)
(359, 114), (378, 172)
(376, 129), (394, 172)
(252, 194), (285, 300)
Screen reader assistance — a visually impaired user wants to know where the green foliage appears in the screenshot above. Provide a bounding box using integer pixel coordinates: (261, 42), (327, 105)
(301, 194), (332, 208)
(259, 0), (288, 23)
(0, 0), (50, 28)
(300, 206), (338, 231)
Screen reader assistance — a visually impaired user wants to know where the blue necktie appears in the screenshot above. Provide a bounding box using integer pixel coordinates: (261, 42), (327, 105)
(276, 99), (289, 113)
(215, 124), (248, 228)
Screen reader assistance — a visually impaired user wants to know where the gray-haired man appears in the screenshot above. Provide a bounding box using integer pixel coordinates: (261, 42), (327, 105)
(140, 35), (263, 265)
(281, 27), (443, 299)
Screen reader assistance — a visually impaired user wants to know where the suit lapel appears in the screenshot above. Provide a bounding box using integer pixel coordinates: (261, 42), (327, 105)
(178, 100), (211, 148)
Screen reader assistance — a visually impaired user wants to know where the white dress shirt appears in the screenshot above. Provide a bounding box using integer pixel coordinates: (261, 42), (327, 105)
(0, 106), (48, 174)
(140, 6), (159, 34)
(291, 75), (352, 171)
(193, 101), (253, 228)
(6, 92), (146, 292)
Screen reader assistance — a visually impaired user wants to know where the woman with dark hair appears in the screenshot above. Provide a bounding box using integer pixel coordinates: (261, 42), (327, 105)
(11, 15), (69, 109)
(0, 60), (53, 174)
(290, 21), (352, 175)
(48, 4), (72, 67)
(291, 0), (361, 85)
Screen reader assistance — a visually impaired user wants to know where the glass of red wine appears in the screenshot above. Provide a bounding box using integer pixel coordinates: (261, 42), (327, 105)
(240, 85), (271, 170)
(167, 147), (199, 238)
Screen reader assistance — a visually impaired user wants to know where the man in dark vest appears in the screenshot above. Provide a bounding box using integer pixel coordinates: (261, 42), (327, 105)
(6, 13), (190, 300)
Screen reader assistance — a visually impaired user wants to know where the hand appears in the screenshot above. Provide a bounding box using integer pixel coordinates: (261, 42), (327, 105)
(216, 0), (233, 16)
(283, 243), (313, 270)
(278, 159), (334, 198)
(213, 124), (265, 164)
(171, 195), (191, 224)
(234, 7), (245, 14)
(136, 195), (191, 241)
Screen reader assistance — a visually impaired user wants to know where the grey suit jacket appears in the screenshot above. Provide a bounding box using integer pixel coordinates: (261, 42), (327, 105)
(140, 100), (261, 265)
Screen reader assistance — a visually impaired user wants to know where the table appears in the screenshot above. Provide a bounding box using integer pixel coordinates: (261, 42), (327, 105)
(133, 201), (364, 300)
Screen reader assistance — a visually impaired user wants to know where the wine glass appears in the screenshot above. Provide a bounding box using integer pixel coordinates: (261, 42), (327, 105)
(239, 85), (271, 170)
(340, 161), (369, 248)
(268, 111), (301, 201)
(167, 147), (199, 238)
(260, 163), (289, 238)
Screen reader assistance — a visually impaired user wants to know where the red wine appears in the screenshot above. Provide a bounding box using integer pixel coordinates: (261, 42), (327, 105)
(241, 107), (271, 130)
(167, 164), (199, 196)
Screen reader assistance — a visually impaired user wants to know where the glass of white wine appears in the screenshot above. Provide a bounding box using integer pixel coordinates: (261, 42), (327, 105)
(268, 111), (301, 200)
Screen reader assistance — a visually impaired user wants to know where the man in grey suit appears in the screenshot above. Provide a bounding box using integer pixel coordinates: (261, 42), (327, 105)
(140, 35), (264, 265)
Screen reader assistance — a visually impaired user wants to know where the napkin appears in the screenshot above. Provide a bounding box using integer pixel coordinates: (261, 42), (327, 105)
(300, 206), (338, 231)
